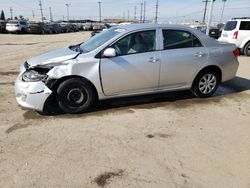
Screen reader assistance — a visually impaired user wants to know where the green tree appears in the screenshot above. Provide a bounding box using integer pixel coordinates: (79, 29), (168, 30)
(0, 10), (5, 20)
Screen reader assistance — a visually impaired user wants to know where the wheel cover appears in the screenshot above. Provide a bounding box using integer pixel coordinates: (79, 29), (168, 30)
(199, 74), (217, 94)
(247, 45), (250, 54)
(66, 88), (87, 107)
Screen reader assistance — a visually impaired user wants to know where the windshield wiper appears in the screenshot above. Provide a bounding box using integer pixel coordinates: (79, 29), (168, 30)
(69, 44), (83, 53)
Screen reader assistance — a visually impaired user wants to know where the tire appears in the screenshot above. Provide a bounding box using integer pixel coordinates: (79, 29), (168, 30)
(244, 42), (250, 56)
(56, 78), (96, 114)
(191, 70), (220, 98)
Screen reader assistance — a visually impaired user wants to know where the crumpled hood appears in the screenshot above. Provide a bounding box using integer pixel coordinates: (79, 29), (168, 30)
(27, 47), (79, 67)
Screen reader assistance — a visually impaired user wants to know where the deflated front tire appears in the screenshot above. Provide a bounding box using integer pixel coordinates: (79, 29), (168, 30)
(56, 78), (96, 114)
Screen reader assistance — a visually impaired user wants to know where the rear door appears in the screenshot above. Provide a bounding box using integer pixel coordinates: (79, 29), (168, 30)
(239, 21), (250, 45)
(159, 29), (208, 88)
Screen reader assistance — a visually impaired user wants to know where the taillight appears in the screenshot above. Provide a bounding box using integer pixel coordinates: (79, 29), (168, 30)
(233, 31), (238, 39)
(233, 49), (240, 57)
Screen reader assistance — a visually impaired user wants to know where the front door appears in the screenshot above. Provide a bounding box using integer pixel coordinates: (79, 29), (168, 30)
(100, 30), (160, 96)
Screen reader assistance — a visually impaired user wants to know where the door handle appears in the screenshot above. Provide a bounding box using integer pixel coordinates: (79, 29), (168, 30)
(148, 57), (160, 63)
(194, 52), (205, 58)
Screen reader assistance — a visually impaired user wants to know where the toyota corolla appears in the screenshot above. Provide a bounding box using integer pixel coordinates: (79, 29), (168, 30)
(15, 24), (239, 114)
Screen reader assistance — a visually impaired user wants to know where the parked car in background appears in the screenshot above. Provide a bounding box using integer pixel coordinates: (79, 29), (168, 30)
(208, 27), (221, 39)
(15, 24), (239, 114)
(6, 20), (28, 33)
(191, 25), (221, 39)
(91, 23), (111, 36)
(60, 22), (71, 33)
(83, 23), (93, 31)
(48, 23), (62, 34)
(69, 23), (79, 32)
(219, 17), (250, 56)
(75, 23), (83, 31)
(29, 22), (50, 34)
(0, 20), (7, 33)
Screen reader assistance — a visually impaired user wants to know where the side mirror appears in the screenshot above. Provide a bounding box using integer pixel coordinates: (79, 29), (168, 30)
(103, 48), (116, 57)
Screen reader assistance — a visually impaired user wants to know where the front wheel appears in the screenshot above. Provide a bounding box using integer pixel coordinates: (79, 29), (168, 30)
(56, 78), (96, 114)
(191, 70), (220, 98)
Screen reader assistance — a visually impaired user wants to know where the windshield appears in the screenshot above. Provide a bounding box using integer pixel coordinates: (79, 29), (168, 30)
(80, 27), (124, 53)
(224, 21), (237, 31)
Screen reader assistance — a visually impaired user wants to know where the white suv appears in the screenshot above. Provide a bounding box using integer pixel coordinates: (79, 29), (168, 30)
(219, 18), (250, 56)
(6, 20), (29, 33)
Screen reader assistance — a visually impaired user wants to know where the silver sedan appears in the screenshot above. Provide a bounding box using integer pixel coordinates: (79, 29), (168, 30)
(15, 24), (239, 114)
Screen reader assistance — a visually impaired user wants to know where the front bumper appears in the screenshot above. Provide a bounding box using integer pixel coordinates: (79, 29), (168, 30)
(15, 73), (52, 112)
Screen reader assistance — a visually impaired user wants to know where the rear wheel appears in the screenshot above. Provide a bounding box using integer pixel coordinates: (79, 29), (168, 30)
(56, 78), (95, 114)
(191, 70), (220, 98)
(244, 42), (250, 56)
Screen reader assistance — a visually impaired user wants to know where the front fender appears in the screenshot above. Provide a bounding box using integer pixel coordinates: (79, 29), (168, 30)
(47, 60), (103, 98)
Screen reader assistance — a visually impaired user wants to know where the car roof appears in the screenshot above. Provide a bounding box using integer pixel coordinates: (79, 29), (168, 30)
(117, 23), (194, 31)
(116, 23), (214, 38)
(228, 19), (250, 22)
(116, 23), (206, 36)
(114, 23), (219, 47)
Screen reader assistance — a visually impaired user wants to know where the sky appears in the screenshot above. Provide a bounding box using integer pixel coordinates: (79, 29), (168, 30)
(0, 0), (250, 23)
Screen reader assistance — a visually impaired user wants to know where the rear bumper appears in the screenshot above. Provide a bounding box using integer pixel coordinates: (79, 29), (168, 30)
(15, 73), (52, 112)
(6, 27), (20, 32)
(221, 59), (239, 83)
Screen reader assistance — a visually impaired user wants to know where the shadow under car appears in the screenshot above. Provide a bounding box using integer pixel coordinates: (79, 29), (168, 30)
(41, 76), (250, 116)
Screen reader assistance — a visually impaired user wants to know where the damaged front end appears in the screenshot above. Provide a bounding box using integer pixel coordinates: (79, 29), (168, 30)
(15, 45), (81, 112)
(16, 61), (75, 112)
(15, 62), (55, 112)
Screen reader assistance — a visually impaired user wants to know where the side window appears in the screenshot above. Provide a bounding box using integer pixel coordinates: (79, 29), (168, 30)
(111, 30), (156, 56)
(240, 21), (250, 30)
(162, 30), (202, 50)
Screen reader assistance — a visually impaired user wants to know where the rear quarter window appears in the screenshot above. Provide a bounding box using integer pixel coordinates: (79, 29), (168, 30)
(240, 21), (250, 30)
(224, 21), (237, 31)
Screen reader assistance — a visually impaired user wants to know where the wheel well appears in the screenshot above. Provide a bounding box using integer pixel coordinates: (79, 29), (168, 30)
(48, 75), (99, 100)
(194, 66), (222, 83)
(244, 40), (250, 50)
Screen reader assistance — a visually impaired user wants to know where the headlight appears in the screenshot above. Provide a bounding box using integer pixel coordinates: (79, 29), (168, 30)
(22, 70), (47, 82)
